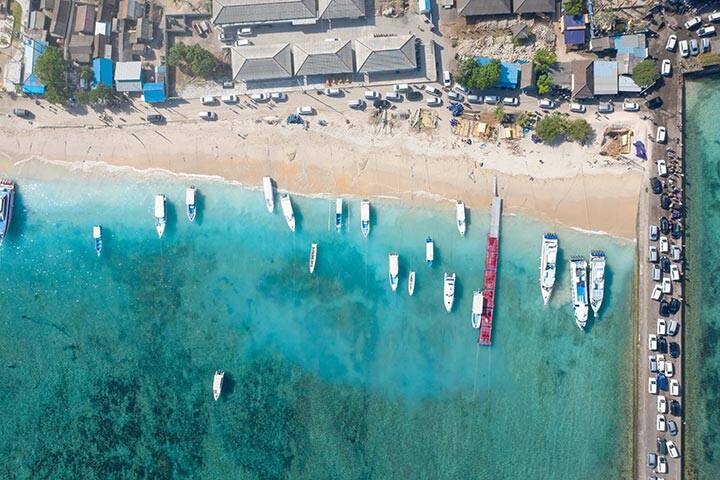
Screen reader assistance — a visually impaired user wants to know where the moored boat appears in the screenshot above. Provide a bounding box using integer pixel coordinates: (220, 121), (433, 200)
(589, 251), (606, 316)
(262, 177), (274, 213)
(213, 370), (224, 401)
(471, 290), (482, 328)
(426, 236), (434, 266)
(154, 194), (166, 238)
(539, 233), (559, 305)
(360, 200), (370, 237)
(186, 186), (197, 222)
(570, 256), (589, 330)
(0, 179), (15, 246)
(408, 271), (415, 296)
(388, 253), (399, 291)
(93, 225), (102, 256)
(456, 201), (466, 236)
(280, 194), (295, 232)
(335, 199), (342, 232)
(444, 272), (456, 312)
(309, 243), (318, 273)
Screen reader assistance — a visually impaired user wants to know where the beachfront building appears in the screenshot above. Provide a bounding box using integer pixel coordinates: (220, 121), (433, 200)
(231, 43), (294, 81)
(562, 15), (587, 49)
(142, 83), (166, 103)
(354, 35), (417, 74)
(22, 39), (47, 95)
(293, 39), (354, 76)
(458, 0), (511, 17)
(513, 0), (555, 14)
(476, 57), (521, 89)
(592, 60), (618, 96)
(571, 59), (594, 99)
(114, 61), (143, 93)
(92, 57), (113, 89)
(318, 0), (365, 19)
(213, 0), (364, 26)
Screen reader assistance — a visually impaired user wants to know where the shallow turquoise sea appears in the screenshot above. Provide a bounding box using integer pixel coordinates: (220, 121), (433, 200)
(0, 167), (634, 479)
(684, 78), (720, 479)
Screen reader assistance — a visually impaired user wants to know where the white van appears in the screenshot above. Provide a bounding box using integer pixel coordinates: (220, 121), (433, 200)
(324, 88), (342, 97)
(679, 39), (690, 57)
(684, 16), (702, 30)
(570, 102), (586, 113)
(198, 111), (217, 120)
(237, 27), (253, 36)
(235, 39), (252, 46)
(393, 83), (410, 92)
(425, 85), (442, 96)
(656, 126), (667, 144)
(364, 90), (380, 100)
(443, 70), (452, 87)
(657, 159), (668, 176)
(348, 99), (365, 109)
(297, 106), (315, 115)
(200, 96), (216, 105)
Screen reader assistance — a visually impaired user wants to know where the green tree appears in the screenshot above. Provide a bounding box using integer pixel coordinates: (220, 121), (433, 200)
(471, 60), (501, 90)
(167, 42), (188, 67)
(493, 104), (505, 123)
(535, 113), (567, 144)
(456, 58), (478, 88)
(34, 46), (69, 103)
(79, 66), (92, 82)
(533, 48), (557, 74)
(566, 118), (592, 144)
(536, 73), (553, 95)
(75, 90), (90, 105)
(632, 59), (660, 87)
(563, 0), (584, 15)
(88, 83), (113, 104)
(167, 42), (217, 78)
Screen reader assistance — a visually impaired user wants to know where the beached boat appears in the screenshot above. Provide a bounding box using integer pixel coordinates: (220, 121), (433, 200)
(360, 200), (370, 238)
(471, 290), (482, 328)
(444, 272), (456, 312)
(388, 253), (399, 291)
(0, 179), (15, 246)
(262, 177), (274, 213)
(309, 243), (317, 273)
(154, 194), (166, 238)
(589, 251), (606, 316)
(456, 201), (466, 236)
(539, 233), (559, 305)
(93, 225), (102, 256)
(570, 256), (589, 330)
(335, 199), (342, 232)
(408, 271), (416, 296)
(280, 194), (295, 232)
(426, 236), (434, 266)
(213, 370), (224, 401)
(186, 186), (197, 222)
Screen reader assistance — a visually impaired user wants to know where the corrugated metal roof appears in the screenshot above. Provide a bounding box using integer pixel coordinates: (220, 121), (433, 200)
(513, 0), (554, 13)
(231, 43), (294, 81)
(593, 60), (618, 95)
(318, 0), (365, 19)
(213, 0), (316, 25)
(93, 58), (113, 88)
(458, 0), (511, 16)
(618, 75), (642, 93)
(115, 61), (142, 81)
(354, 35), (417, 73)
(293, 40), (353, 75)
(143, 82), (166, 103)
(564, 29), (585, 45)
(614, 33), (648, 59)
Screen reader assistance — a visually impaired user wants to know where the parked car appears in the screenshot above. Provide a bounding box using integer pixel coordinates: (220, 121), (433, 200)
(684, 16), (702, 30)
(657, 394), (667, 413)
(454, 83), (468, 94)
(297, 106), (315, 115)
(667, 440), (680, 458)
(221, 95), (238, 104)
(426, 97), (443, 107)
(670, 379), (680, 396)
(443, 70), (452, 87)
(146, 113), (164, 123)
(324, 88), (342, 97)
(502, 97), (519, 106)
(13, 108), (31, 118)
(652, 264), (662, 281)
(394, 83), (410, 92)
(198, 111), (217, 121)
(222, 81), (234, 89)
(661, 193), (671, 210)
(623, 101), (639, 111)
(649, 334), (658, 351)
(649, 245), (658, 262)
(661, 59), (672, 76)
(657, 456), (668, 474)
(647, 97), (663, 109)
(649, 224), (659, 240)
(467, 94), (483, 104)
(234, 39), (252, 46)
(647, 452), (657, 469)
(250, 93), (269, 102)
(668, 298), (681, 314)
(385, 91), (402, 102)
(666, 34), (678, 51)
(650, 176), (662, 194)
(668, 420), (678, 436)
(669, 340), (681, 356)
(657, 159), (668, 176)
(670, 399), (681, 416)
(447, 91), (463, 102)
(656, 126), (667, 143)
(649, 377), (658, 394)
(656, 414), (666, 432)
(657, 436), (668, 454)
(697, 25), (716, 37)
(270, 92), (287, 101)
(690, 38), (700, 55)
(649, 355), (658, 372)
(348, 99), (366, 109)
(484, 95), (499, 104)
(424, 86), (442, 96)
(709, 11), (720, 23)
(679, 39), (690, 57)
(569, 102), (586, 113)
(200, 96), (216, 105)
(237, 27), (252, 36)
(703, 37), (711, 52)
(598, 102), (614, 113)
(538, 98), (555, 109)
(364, 90), (380, 100)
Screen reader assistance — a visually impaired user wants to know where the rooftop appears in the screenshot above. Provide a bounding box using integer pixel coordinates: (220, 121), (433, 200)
(614, 33), (648, 59)
(458, 0), (512, 16)
(593, 60), (618, 95)
(355, 35), (417, 73)
(231, 43), (294, 81)
(513, 0), (555, 13)
(318, 0), (365, 19)
(115, 61), (142, 81)
(293, 39), (354, 76)
(571, 59), (593, 99)
(213, 0), (316, 25)
(477, 57), (520, 89)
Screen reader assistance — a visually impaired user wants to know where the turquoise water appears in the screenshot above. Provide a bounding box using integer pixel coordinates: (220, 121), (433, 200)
(0, 167), (634, 479)
(684, 78), (720, 479)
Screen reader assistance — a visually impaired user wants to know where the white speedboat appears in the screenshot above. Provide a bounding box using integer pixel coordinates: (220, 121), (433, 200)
(539, 233), (559, 305)
(309, 243), (317, 273)
(0, 179), (15, 246)
(213, 370), (224, 401)
(93, 225), (102, 256)
(426, 236), (434, 266)
(154, 194), (166, 238)
(456, 201), (466, 236)
(280, 194), (295, 232)
(471, 289), (482, 328)
(360, 200), (370, 238)
(186, 186), (197, 222)
(388, 253), (399, 291)
(408, 271), (415, 296)
(444, 272), (456, 312)
(262, 176), (274, 213)
(570, 256), (589, 330)
(335, 198), (342, 232)
(589, 251), (606, 316)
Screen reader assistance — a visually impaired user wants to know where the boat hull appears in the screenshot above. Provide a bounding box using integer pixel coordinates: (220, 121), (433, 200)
(389, 253), (399, 292)
(360, 201), (370, 238)
(309, 244), (317, 273)
(408, 272), (415, 296)
(570, 257), (589, 330)
(262, 177), (274, 213)
(443, 273), (455, 312)
(0, 179), (15, 246)
(539, 234), (558, 306)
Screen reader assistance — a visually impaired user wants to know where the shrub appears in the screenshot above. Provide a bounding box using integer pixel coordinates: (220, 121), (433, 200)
(35, 46), (69, 103)
(533, 48), (557, 74)
(632, 59), (660, 87)
(457, 58), (501, 90)
(563, 0), (584, 15)
(535, 113), (592, 145)
(536, 73), (553, 95)
(168, 42), (217, 78)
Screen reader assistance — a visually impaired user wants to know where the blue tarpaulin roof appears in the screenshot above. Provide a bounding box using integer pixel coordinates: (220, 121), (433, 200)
(22, 39), (47, 95)
(564, 29), (586, 45)
(142, 82), (166, 103)
(476, 57), (520, 89)
(92, 58), (113, 89)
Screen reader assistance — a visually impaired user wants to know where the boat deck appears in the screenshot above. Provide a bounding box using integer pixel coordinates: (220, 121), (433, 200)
(479, 195), (502, 346)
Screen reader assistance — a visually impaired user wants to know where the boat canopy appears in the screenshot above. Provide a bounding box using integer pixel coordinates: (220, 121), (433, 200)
(154, 195), (165, 217)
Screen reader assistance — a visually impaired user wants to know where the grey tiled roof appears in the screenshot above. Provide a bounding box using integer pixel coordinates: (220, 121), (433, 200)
(513, 0), (555, 13)
(458, 0), (512, 16)
(318, 0), (365, 19)
(231, 43), (294, 81)
(354, 35), (417, 73)
(213, 0), (316, 25)
(293, 40), (353, 75)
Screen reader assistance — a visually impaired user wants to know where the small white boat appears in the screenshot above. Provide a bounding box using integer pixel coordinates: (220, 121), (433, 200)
(186, 186), (197, 222)
(589, 251), (606, 316)
(262, 176), (274, 213)
(539, 233), (559, 305)
(570, 256), (589, 330)
(360, 200), (370, 238)
(444, 272), (456, 312)
(213, 370), (224, 401)
(93, 225), (102, 256)
(154, 194), (166, 238)
(426, 236), (434, 266)
(335, 198), (342, 232)
(471, 290), (482, 328)
(0, 179), (15, 247)
(408, 271), (416, 296)
(456, 201), (466, 236)
(388, 253), (399, 291)
(309, 243), (318, 273)
(280, 194), (295, 232)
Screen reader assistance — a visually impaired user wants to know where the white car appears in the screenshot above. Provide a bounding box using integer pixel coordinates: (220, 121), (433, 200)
(425, 85), (442, 96)
(443, 70), (452, 87)
(698, 25), (716, 37)
(538, 98), (555, 109)
(649, 245), (658, 263)
(709, 11), (720, 23)
(665, 361), (675, 377)
(684, 16), (702, 30)
(657, 395), (667, 413)
(502, 97), (519, 106)
(670, 379), (680, 396)
(649, 377), (658, 394)
(651, 285), (663, 301)
(657, 318), (667, 335)
(657, 456), (668, 474)
(364, 90), (380, 100)
(250, 93), (269, 102)
(656, 414), (666, 432)
(662, 277), (672, 294)
(666, 34), (678, 51)
(200, 95), (216, 105)
(198, 111), (217, 120)
(649, 334), (658, 351)
(671, 245), (682, 261)
(454, 83), (468, 94)
(670, 264), (681, 282)
(426, 97), (443, 107)
(484, 95), (499, 104)
(296, 106), (315, 115)
(467, 94), (483, 104)
(668, 319), (679, 336)
(657, 354), (666, 372)
(657, 159), (668, 176)
(661, 59), (672, 77)
(660, 236), (669, 253)
(234, 39), (252, 47)
(570, 102), (586, 113)
(447, 91), (463, 102)
(221, 95), (238, 104)
(667, 440), (680, 458)
(652, 264), (662, 281)
(270, 92), (287, 101)
(622, 101), (639, 112)
(393, 83), (410, 92)
(385, 91), (402, 102)
(324, 88), (342, 97)
(656, 126), (667, 143)
(680, 39), (690, 57)
(348, 99), (365, 109)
